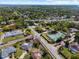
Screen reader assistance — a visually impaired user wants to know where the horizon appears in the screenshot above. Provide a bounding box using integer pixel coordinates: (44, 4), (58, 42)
(0, 4), (78, 5)
(0, 0), (79, 5)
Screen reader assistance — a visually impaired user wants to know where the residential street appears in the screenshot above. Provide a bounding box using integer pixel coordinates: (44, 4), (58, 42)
(29, 26), (62, 59)
(0, 35), (32, 48)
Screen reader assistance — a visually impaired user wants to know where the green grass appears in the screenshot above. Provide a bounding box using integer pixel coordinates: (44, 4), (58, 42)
(13, 41), (25, 59)
(14, 48), (23, 59)
(61, 48), (73, 59)
(42, 54), (52, 59)
(0, 32), (3, 35)
(3, 35), (24, 43)
(61, 47), (79, 59)
(62, 48), (72, 57)
(24, 53), (31, 59)
(41, 33), (53, 43)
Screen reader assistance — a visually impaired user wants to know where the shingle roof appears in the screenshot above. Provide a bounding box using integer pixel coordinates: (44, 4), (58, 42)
(1, 46), (16, 58)
(4, 30), (23, 38)
(70, 28), (79, 32)
(70, 45), (79, 52)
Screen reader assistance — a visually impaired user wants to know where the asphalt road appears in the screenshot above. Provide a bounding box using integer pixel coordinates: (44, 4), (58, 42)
(0, 35), (32, 48)
(29, 26), (62, 59)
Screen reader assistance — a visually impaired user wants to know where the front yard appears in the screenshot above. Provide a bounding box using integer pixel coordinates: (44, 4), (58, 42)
(59, 47), (79, 59)
(41, 33), (53, 44)
(60, 48), (72, 58)
(13, 41), (25, 59)
(3, 35), (24, 43)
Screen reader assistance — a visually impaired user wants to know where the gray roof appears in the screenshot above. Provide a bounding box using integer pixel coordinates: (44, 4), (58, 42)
(21, 43), (32, 50)
(72, 21), (79, 24)
(4, 30), (23, 38)
(1, 46), (16, 58)
(70, 28), (79, 32)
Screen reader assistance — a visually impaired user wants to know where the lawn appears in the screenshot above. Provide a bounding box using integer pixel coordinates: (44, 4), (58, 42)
(13, 41), (25, 59)
(60, 47), (79, 59)
(3, 35), (24, 43)
(60, 47), (73, 59)
(41, 54), (52, 59)
(14, 48), (23, 59)
(41, 33), (53, 44)
(24, 53), (31, 59)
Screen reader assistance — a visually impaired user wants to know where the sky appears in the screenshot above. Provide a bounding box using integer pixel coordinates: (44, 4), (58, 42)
(0, 0), (79, 5)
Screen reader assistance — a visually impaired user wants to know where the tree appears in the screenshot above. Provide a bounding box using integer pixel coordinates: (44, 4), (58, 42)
(33, 41), (40, 48)
(3, 25), (10, 31)
(24, 28), (32, 36)
(35, 26), (43, 33)
(0, 16), (3, 22)
(63, 27), (68, 32)
(10, 24), (16, 30)
(26, 28), (31, 32)
(71, 54), (79, 59)
(75, 31), (79, 43)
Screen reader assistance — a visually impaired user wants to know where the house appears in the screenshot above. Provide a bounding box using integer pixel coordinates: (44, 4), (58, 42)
(69, 28), (79, 32)
(72, 21), (79, 24)
(0, 32), (4, 41)
(8, 20), (15, 24)
(0, 28), (3, 32)
(70, 32), (75, 37)
(69, 42), (79, 54)
(3, 30), (23, 38)
(21, 43), (32, 51)
(34, 23), (39, 26)
(31, 48), (41, 59)
(47, 32), (65, 42)
(0, 46), (16, 59)
(1, 22), (6, 25)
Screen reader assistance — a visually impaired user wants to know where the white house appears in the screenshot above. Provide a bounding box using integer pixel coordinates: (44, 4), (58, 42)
(3, 30), (23, 38)
(0, 28), (3, 32)
(21, 43), (32, 51)
(0, 47), (16, 59)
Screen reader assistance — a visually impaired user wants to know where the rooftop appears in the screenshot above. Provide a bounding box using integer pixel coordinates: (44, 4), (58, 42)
(47, 32), (65, 42)
(69, 43), (79, 53)
(21, 43), (32, 50)
(70, 28), (79, 32)
(3, 30), (23, 38)
(1, 46), (16, 58)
